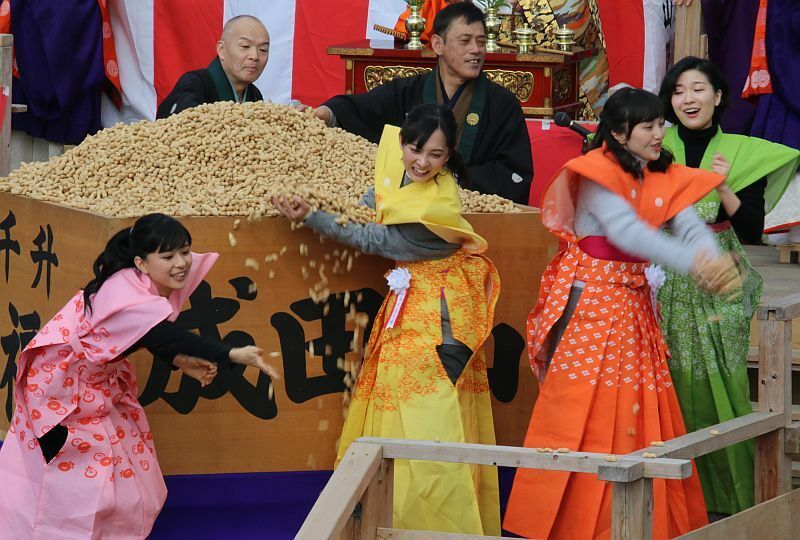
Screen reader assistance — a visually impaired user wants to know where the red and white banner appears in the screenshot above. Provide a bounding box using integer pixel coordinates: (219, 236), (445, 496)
(102, 0), (668, 126)
(102, 0), (409, 126)
(597, 0), (674, 92)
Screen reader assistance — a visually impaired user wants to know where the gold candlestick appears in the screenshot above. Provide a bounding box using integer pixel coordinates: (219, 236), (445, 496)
(405, 2), (426, 50)
(485, 7), (502, 53)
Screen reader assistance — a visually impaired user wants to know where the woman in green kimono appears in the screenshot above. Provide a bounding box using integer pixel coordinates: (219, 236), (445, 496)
(657, 56), (800, 517)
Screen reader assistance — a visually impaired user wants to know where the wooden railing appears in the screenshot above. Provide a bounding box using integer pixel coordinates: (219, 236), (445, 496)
(296, 292), (800, 540)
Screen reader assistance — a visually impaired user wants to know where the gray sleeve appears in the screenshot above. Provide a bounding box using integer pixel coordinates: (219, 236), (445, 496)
(578, 180), (704, 274)
(666, 207), (721, 259)
(360, 188), (376, 209)
(304, 210), (459, 261)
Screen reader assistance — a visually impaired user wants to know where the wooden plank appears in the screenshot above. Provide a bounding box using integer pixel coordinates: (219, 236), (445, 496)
(672, 0), (703, 62)
(359, 438), (692, 480)
(598, 461), (644, 483)
(296, 442), (383, 540)
(611, 478), (653, 540)
(786, 422), (800, 455)
(757, 291), (800, 321)
(357, 457), (394, 540)
(376, 529), (509, 539)
(757, 318), (792, 415)
(755, 317), (793, 503)
(0, 34), (12, 177)
(747, 346), (800, 365)
(628, 412), (784, 461)
(756, 430), (791, 503)
(677, 489), (797, 539)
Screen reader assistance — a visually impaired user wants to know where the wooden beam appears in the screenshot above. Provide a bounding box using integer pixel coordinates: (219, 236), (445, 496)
(296, 442), (383, 540)
(611, 478), (653, 540)
(598, 460), (644, 483)
(376, 529), (509, 539)
(747, 346), (800, 368)
(676, 489), (797, 539)
(785, 422), (800, 455)
(357, 438), (692, 480)
(673, 0), (704, 62)
(756, 291), (800, 321)
(358, 458), (394, 540)
(628, 412), (784, 460)
(0, 34), (12, 177)
(11, 104), (26, 114)
(755, 316), (793, 503)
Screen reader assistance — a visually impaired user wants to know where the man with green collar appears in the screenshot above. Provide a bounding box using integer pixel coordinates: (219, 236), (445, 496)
(157, 15), (269, 119)
(315, 3), (533, 204)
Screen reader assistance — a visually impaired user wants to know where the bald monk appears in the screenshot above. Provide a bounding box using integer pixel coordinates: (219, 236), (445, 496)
(157, 15), (270, 118)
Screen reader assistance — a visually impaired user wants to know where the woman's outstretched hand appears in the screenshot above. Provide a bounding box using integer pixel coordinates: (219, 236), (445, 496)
(229, 345), (281, 380)
(691, 251), (742, 294)
(272, 195), (312, 222)
(173, 354), (218, 387)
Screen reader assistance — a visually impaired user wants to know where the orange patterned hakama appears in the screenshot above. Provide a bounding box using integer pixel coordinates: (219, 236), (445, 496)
(503, 244), (708, 539)
(336, 249), (501, 535)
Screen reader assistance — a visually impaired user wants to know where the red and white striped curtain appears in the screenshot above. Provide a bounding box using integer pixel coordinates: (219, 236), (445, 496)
(101, 0), (670, 126)
(101, 0), (409, 126)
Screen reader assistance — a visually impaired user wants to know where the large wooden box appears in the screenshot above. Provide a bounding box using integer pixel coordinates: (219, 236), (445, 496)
(0, 192), (556, 474)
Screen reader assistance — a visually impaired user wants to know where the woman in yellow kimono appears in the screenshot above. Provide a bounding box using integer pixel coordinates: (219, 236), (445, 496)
(273, 103), (501, 535)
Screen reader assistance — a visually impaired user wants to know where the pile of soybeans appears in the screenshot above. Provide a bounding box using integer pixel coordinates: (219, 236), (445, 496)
(0, 102), (519, 221)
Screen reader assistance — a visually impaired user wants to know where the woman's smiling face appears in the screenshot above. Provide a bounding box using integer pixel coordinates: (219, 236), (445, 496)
(670, 68), (722, 130)
(401, 128), (450, 183)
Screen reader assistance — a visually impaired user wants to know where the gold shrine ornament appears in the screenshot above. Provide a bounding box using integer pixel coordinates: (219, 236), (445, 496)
(466, 113), (480, 126)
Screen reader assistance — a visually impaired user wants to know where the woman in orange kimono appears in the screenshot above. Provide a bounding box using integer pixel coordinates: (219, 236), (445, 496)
(503, 88), (741, 539)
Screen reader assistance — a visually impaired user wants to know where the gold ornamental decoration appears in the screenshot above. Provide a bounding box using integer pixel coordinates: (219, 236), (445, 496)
(364, 65), (432, 91)
(553, 69), (572, 103)
(364, 66), (534, 103)
(466, 113), (480, 126)
(484, 69), (534, 101)
(518, 0), (606, 119)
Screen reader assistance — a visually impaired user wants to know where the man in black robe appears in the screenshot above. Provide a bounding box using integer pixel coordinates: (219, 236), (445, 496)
(316, 3), (533, 204)
(156, 15), (269, 119)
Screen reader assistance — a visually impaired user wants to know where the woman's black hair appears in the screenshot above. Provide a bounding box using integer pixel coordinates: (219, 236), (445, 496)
(400, 102), (470, 186)
(590, 87), (674, 178)
(658, 56), (728, 125)
(82, 213), (192, 312)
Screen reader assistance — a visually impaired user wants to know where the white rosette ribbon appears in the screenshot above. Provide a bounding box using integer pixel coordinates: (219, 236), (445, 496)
(644, 264), (666, 318)
(385, 267), (412, 329)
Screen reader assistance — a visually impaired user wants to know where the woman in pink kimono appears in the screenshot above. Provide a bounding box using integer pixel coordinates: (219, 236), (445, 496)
(0, 213), (278, 539)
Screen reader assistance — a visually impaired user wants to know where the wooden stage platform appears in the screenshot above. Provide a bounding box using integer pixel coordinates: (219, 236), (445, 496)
(747, 245), (800, 378)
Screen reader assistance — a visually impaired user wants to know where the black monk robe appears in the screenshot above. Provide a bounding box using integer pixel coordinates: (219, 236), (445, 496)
(156, 57), (264, 119)
(322, 71), (533, 204)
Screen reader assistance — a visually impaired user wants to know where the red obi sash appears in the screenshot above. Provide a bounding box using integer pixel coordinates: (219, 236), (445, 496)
(577, 236), (646, 263)
(708, 220), (732, 233)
